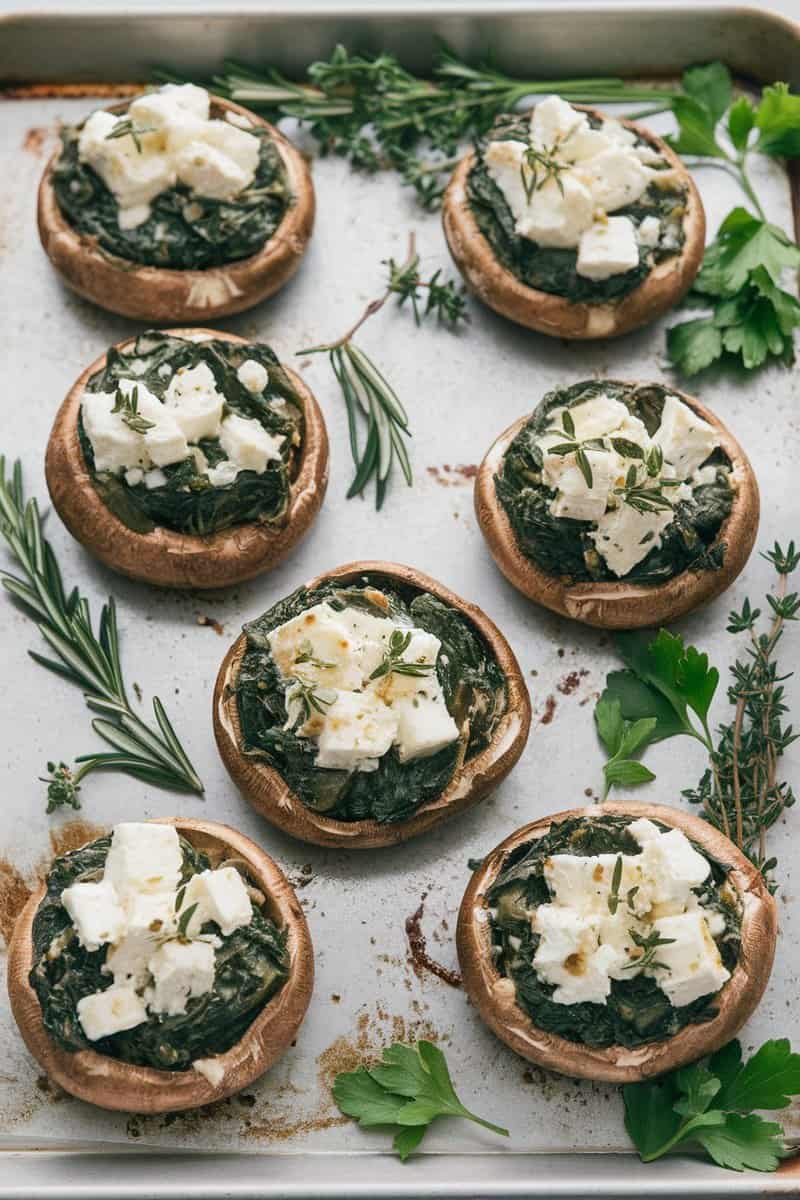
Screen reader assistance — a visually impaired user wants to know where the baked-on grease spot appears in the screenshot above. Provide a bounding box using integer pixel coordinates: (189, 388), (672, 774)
(426, 464), (479, 486)
(539, 695), (557, 725)
(0, 860), (31, 946)
(405, 893), (462, 988)
(23, 127), (50, 156)
(557, 669), (590, 696)
(197, 614), (225, 636)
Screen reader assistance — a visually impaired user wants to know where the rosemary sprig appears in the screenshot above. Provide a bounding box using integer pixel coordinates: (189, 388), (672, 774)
(286, 676), (336, 725)
(111, 384), (155, 435)
(520, 142), (567, 203)
(105, 118), (157, 154)
(621, 928), (676, 972)
(0, 459), (204, 811)
(298, 234), (466, 508)
(167, 46), (677, 209)
(369, 629), (437, 681)
(294, 639), (336, 670)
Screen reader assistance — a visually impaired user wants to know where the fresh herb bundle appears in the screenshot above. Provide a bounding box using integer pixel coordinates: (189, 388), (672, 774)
(298, 235), (467, 508)
(665, 64), (800, 375)
(594, 543), (799, 880)
(625, 1037), (800, 1172)
(186, 46), (676, 209)
(332, 1040), (508, 1159)
(0, 459), (203, 811)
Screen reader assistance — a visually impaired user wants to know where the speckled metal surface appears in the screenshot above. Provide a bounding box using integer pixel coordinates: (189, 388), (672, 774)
(0, 3), (798, 1195)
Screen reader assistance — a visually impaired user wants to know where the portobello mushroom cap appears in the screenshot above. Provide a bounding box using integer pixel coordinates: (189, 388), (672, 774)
(457, 800), (777, 1083)
(442, 107), (705, 339)
(7, 817), (314, 1113)
(37, 96), (314, 322)
(475, 384), (759, 629)
(213, 561), (532, 848)
(45, 329), (329, 590)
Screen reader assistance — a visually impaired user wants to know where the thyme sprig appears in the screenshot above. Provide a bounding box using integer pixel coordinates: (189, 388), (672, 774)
(622, 928), (676, 972)
(286, 676), (336, 725)
(0, 459), (204, 811)
(613, 464), (680, 514)
(298, 234), (466, 508)
(520, 142), (567, 203)
(370, 629), (436, 681)
(180, 46), (677, 209)
(544, 410), (605, 488)
(111, 384), (155, 435)
(105, 118), (157, 154)
(294, 639), (336, 670)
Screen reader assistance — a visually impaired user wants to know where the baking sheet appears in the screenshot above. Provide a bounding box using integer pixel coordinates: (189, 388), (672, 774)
(0, 3), (799, 1195)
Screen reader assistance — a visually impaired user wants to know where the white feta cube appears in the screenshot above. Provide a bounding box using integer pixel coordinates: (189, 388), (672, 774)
(143, 418), (189, 468)
(576, 217), (640, 281)
(641, 828), (711, 916)
(543, 447), (621, 524)
(267, 602), (364, 692)
(544, 853), (646, 916)
(81, 391), (149, 474)
(61, 879), (126, 951)
(335, 607), (397, 680)
(193, 1057), (225, 1086)
(164, 361), (225, 442)
(530, 95), (588, 150)
(314, 690), (398, 772)
(371, 629), (442, 702)
(578, 147), (650, 211)
(104, 892), (176, 988)
(182, 867), (253, 937)
(391, 692), (460, 762)
(144, 467), (168, 490)
(484, 139), (594, 249)
(175, 140), (250, 201)
(206, 461), (240, 488)
(219, 413), (283, 474)
(147, 938), (216, 1016)
(544, 395), (630, 443)
(124, 467), (144, 487)
(649, 911), (730, 1007)
(236, 359), (269, 394)
(77, 985), (147, 1041)
(638, 215), (662, 247)
(198, 119), (260, 179)
(589, 501), (675, 577)
(532, 906), (618, 1005)
(653, 395), (719, 479)
(104, 823), (182, 898)
(132, 83), (210, 123)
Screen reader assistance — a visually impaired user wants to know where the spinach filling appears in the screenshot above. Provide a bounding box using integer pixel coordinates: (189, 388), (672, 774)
(235, 574), (507, 823)
(80, 331), (303, 537)
(467, 114), (686, 304)
(30, 836), (289, 1070)
(486, 815), (741, 1049)
(495, 380), (733, 584)
(52, 122), (290, 271)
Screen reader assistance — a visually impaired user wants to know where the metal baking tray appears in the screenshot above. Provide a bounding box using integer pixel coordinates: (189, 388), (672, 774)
(0, 3), (799, 1196)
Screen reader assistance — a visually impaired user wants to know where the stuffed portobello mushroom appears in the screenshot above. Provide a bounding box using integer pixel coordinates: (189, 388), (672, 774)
(443, 95), (704, 339)
(214, 562), (531, 848)
(457, 802), (777, 1083)
(38, 83), (314, 321)
(476, 379), (758, 628)
(46, 329), (329, 589)
(7, 819), (314, 1112)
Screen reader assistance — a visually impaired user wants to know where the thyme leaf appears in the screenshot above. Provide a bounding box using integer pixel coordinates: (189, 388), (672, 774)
(369, 629), (436, 681)
(111, 384), (156, 435)
(0, 458), (204, 810)
(105, 118), (157, 154)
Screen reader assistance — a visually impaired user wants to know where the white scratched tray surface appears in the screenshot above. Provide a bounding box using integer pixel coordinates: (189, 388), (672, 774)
(0, 86), (798, 1171)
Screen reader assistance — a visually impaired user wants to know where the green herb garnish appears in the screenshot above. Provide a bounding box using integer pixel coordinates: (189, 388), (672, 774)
(105, 118), (157, 153)
(111, 384), (156, 434)
(298, 234), (467, 509)
(620, 927), (676, 972)
(613, 464), (680, 514)
(0, 458), (203, 810)
(625, 1038), (800, 1172)
(294, 639), (336, 670)
(332, 1040), (509, 1160)
(606, 854), (623, 914)
(543, 410), (606, 489)
(286, 676), (336, 726)
(369, 629), (436, 681)
(594, 543), (799, 878)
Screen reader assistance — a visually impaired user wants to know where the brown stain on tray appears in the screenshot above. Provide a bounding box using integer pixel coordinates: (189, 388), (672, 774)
(0, 860), (31, 947)
(48, 819), (107, 859)
(405, 893), (462, 988)
(22, 126), (49, 155)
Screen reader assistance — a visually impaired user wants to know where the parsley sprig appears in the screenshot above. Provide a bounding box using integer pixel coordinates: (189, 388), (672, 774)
(332, 1040), (509, 1160)
(625, 1038), (800, 1172)
(665, 64), (800, 375)
(298, 234), (467, 509)
(594, 543), (799, 880)
(0, 459), (203, 811)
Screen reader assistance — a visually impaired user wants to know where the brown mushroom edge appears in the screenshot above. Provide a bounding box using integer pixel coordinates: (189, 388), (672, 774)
(442, 108), (705, 340)
(37, 95), (315, 322)
(213, 561), (532, 849)
(45, 329), (329, 590)
(7, 816), (314, 1113)
(475, 385), (759, 630)
(456, 800), (777, 1084)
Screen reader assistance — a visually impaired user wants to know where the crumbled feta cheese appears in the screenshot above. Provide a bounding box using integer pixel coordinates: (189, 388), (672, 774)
(692, 464), (721, 488)
(544, 448), (623, 524)
(576, 216), (640, 281)
(588, 502), (674, 577)
(81, 391), (149, 474)
(532, 906), (619, 1005)
(78, 84), (258, 228)
(649, 911), (730, 1007)
(236, 359), (269, 394)
(61, 880), (126, 952)
(193, 1057), (226, 1086)
(104, 892), (177, 988)
(164, 362), (224, 442)
(77, 986), (148, 1041)
(143, 416), (189, 468)
(206, 461), (240, 488)
(544, 853), (647, 917)
(219, 413), (284, 474)
(267, 602), (364, 692)
(314, 689), (398, 772)
(144, 467), (168, 489)
(182, 867), (253, 937)
(147, 938), (216, 1016)
(545, 396), (630, 442)
(125, 467), (144, 487)
(485, 138), (595, 249)
(577, 149), (650, 212)
(637, 215), (662, 247)
(653, 394), (719, 479)
(104, 822), (182, 898)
